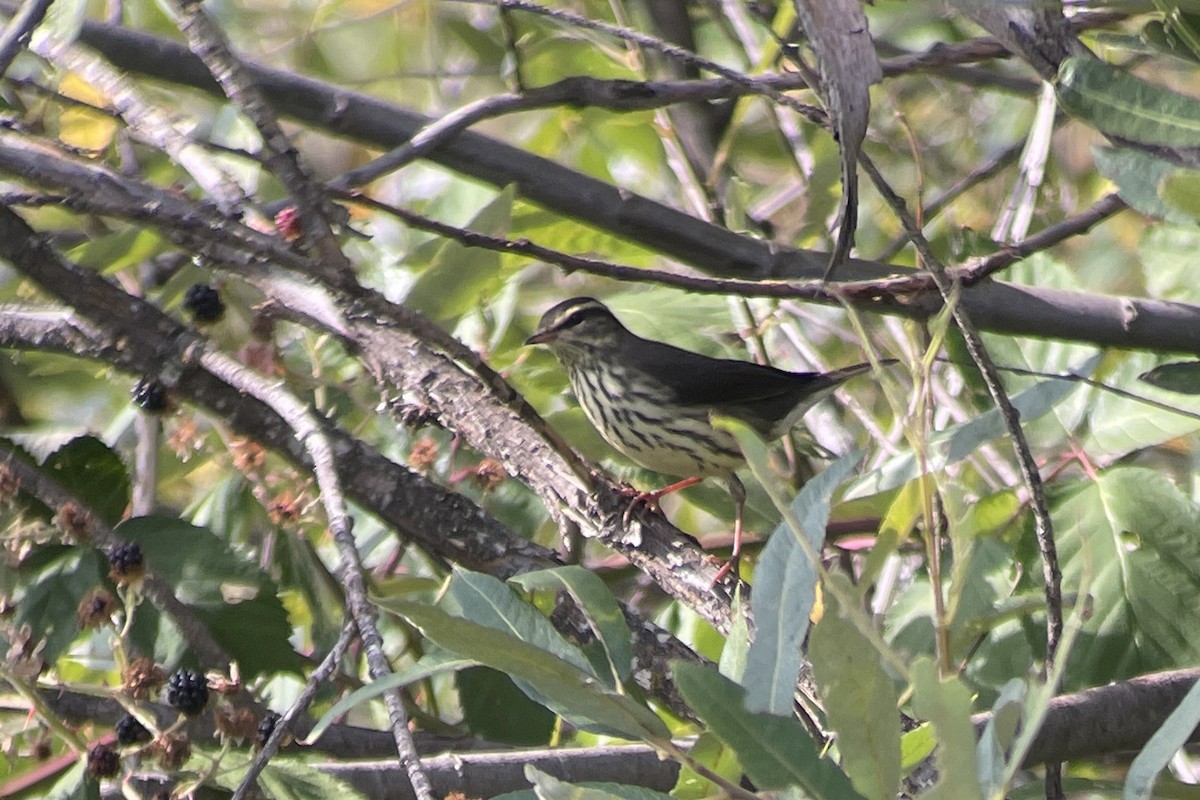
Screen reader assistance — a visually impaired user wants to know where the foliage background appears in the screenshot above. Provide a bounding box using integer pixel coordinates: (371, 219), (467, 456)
(2, 1), (1200, 799)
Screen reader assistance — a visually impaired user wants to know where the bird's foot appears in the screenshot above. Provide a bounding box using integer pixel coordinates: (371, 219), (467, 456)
(616, 477), (702, 526)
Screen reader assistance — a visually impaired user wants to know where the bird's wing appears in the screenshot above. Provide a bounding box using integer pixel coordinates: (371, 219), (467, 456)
(619, 336), (846, 428)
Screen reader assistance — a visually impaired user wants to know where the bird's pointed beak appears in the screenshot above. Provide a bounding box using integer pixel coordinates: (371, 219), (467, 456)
(525, 329), (555, 346)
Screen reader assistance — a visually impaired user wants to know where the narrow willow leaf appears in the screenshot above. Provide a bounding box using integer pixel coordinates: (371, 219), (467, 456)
(1056, 55), (1200, 148)
(1123, 677), (1200, 800)
(379, 597), (669, 742)
(445, 568), (597, 678)
(743, 450), (863, 715)
(977, 679), (1026, 797)
(301, 653), (476, 745)
(522, 765), (673, 800)
(1138, 361), (1200, 394)
(672, 660), (864, 799)
(809, 574), (901, 800)
(910, 658), (984, 799)
(511, 565), (632, 686)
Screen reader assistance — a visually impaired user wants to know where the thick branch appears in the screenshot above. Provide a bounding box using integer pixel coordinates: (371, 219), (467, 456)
(16, 13), (1195, 355)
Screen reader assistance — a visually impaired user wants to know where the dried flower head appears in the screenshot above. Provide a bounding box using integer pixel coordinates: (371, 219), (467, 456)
(0, 463), (20, 503)
(408, 437), (439, 472)
(150, 733), (191, 771)
(55, 502), (94, 543)
(123, 656), (166, 699)
(473, 458), (507, 492)
(214, 705), (258, 743)
(76, 589), (117, 629)
(86, 743), (120, 779)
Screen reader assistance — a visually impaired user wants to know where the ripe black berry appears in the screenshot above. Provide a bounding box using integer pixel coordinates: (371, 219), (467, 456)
(166, 669), (209, 716)
(115, 714), (151, 746)
(108, 542), (145, 584)
(255, 710), (280, 750)
(131, 378), (168, 413)
(86, 743), (120, 778)
(183, 284), (225, 323)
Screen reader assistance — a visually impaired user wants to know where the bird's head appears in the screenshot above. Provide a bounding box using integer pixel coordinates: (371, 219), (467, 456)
(525, 297), (628, 362)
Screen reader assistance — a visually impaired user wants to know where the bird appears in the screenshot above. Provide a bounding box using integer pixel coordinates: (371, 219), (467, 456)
(525, 296), (883, 580)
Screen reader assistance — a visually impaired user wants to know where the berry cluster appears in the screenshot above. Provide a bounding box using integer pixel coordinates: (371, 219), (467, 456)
(183, 284), (225, 323)
(255, 710), (281, 750)
(115, 713), (151, 746)
(131, 378), (169, 413)
(108, 542), (145, 584)
(86, 743), (120, 779)
(166, 669), (209, 716)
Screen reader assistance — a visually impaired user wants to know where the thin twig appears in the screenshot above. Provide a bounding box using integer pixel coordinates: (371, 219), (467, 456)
(231, 618), (357, 800)
(0, 0), (54, 78)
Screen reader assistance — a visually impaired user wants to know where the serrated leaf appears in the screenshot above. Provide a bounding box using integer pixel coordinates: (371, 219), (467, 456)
(810, 574), (901, 800)
(378, 597), (669, 742)
(112, 515), (301, 678)
(1055, 55), (1200, 148)
(511, 565), (632, 686)
(11, 545), (105, 666)
(1138, 361), (1200, 394)
(672, 660), (864, 798)
(910, 658), (984, 800)
(1055, 468), (1200, 687)
(743, 450), (863, 715)
(42, 435), (129, 527)
(1123, 675), (1200, 800)
(256, 757), (368, 800)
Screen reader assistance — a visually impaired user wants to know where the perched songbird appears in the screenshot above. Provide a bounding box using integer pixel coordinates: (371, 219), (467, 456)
(526, 296), (881, 577)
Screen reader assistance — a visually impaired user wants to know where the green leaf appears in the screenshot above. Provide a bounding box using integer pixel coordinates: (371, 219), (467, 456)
(671, 660), (864, 798)
(42, 436), (129, 527)
(404, 185), (514, 322)
(899, 724), (936, 774)
(910, 658), (984, 800)
(444, 568), (598, 680)
(1138, 361), (1200, 394)
(66, 229), (169, 275)
(1053, 469), (1200, 687)
(718, 591), (751, 683)
(48, 760), (98, 800)
(522, 765), (674, 800)
(1093, 146), (1195, 224)
(458, 666), (558, 746)
(1124, 676), (1200, 800)
(112, 515), (302, 678)
(11, 545), (105, 666)
(1160, 168), (1200, 220)
(977, 679), (1026, 797)
(1056, 55), (1200, 148)
(302, 652), (475, 745)
(845, 365), (1090, 499)
(743, 451), (863, 715)
(809, 574), (901, 800)
(257, 757), (368, 800)
(378, 597), (670, 742)
(511, 565), (633, 686)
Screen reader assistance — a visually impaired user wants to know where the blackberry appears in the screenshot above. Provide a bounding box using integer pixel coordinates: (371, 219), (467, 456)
(115, 714), (151, 746)
(255, 710), (281, 750)
(166, 669), (209, 716)
(182, 284), (225, 323)
(86, 743), (120, 778)
(131, 378), (169, 413)
(108, 542), (145, 584)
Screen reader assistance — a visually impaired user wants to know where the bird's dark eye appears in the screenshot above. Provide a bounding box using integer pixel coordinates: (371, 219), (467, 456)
(557, 312), (587, 330)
